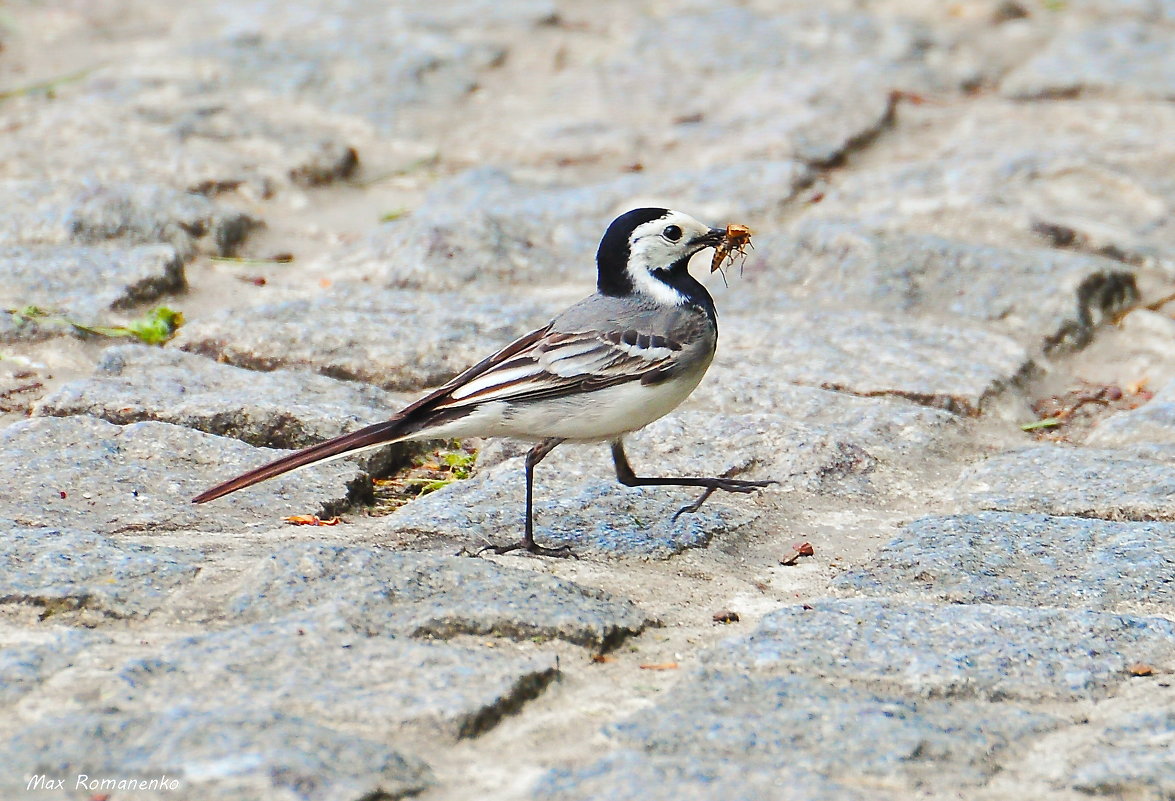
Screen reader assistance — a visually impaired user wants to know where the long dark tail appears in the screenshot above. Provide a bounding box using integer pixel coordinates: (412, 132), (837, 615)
(191, 416), (411, 504)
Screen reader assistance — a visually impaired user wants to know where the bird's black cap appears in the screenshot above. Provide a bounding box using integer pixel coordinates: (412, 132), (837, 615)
(596, 207), (669, 296)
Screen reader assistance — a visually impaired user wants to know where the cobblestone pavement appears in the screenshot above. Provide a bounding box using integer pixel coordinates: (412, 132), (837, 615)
(1, 1), (1173, 799)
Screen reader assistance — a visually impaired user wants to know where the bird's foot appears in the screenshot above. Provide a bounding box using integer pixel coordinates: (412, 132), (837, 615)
(672, 478), (778, 521)
(470, 538), (579, 559)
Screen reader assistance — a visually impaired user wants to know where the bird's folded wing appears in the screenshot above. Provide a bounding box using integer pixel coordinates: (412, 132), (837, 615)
(423, 326), (684, 411)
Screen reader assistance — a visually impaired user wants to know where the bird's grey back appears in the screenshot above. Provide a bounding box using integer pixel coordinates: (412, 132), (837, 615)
(551, 293), (716, 385)
(552, 293), (715, 345)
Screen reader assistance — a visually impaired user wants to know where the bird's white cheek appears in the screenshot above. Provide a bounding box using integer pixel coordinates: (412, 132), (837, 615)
(630, 237), (675, 266)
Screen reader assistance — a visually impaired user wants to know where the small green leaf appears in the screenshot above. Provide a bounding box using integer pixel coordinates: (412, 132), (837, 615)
(440, 450), (476, 478)
(5, 305), (182, 344)
(0, 66), (95, 102)
(75, 324), (133, 338)
(417, 479), (453, 494)
(210, 253), (293, 265)
(10, 305), (50, 322)
(379, 208), (410, 223)
(440, 451), (475, 467)
(125, 306), (185, 345)
(1020, 417), (1062, 431)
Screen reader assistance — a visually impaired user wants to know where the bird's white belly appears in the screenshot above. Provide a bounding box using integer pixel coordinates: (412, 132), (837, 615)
(418, 370), (708, 443)
(516, 372), (706, 441)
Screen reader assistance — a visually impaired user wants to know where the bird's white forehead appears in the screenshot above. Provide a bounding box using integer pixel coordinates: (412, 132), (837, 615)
(628, 210), (709, 242)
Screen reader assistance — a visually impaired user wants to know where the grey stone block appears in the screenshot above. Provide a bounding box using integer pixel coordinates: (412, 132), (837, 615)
(0, 416), (368, 533)
(1065, 704), (1175, 797)
(1088, 378), (1175, 447)
(329, 162), (813, 291)
(4, 707), (432, 801)
(0, 181), (78, 247)
(65, 182), (258, 258)
(1, 82), (363, 201)
(192, 37), (499, 136)
(834, 512), (1175, 610)
(961, 445), (1175, 521)
(0, 244), (184, 327)
(173, 286), (549, 391)
(705, 599), (1175, 701)
(384, 454), (756, 558)
(113, 607), (558, 741)
(0, 628), (109, 706)
(736, 220), (1137, 352)
(687, 372), (958, 442)
(1002, 20), (1175, 100)
(224, 543), (654, 651)
(506, 6), (933, 170)
(722, 309), (1031, 415)
(0, 525), (202, 619)
(167, 0), (556, 134)
(605, 672), (1059, 787)
(807, 101), (1175, 271)
(36, 345), (415, 476)
(535, 749), (885, 801)
(633, 406), (960, 499)
(0, 180), (256, 259)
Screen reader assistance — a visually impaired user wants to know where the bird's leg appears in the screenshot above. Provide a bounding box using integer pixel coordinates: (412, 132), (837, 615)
(522, 437), (569, 555)
(481, 437), (573, 558)
(611, 440), (776, 521)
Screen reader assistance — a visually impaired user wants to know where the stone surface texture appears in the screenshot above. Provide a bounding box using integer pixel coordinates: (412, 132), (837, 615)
(0, 245), (185, 329)
(0, 415), (371, 531)
(1, 1), (1173, 800)
(222, 543), (655, 651)
(172, 288), (551, 391)
(35, 344), (418, 474)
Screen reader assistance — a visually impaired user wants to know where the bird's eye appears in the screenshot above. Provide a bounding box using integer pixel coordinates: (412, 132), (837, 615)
(662, 225), (683, 241)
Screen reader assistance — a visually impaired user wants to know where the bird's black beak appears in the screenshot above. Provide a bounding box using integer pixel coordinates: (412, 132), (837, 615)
(692, 228), (726, 250)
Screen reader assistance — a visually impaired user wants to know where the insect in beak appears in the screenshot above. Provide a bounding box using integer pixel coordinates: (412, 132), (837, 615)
(710, 224), (754, 282)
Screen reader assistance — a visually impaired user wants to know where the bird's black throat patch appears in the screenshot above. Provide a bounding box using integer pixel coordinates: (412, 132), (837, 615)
(653, 257), (717, 323)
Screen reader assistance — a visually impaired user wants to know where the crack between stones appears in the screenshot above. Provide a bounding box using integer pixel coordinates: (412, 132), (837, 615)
(978, 505), (1175, 525)
(805, 90), (900, 171)
(111, 248), (188, 310)
(455, 665), (560, 740)
(410, 617), (651, 654)
(1029, 221), (1158, 271)
(1042, 271), (1140, 354)
(815, 382), (979, 417)
(0, 592), (126, 622)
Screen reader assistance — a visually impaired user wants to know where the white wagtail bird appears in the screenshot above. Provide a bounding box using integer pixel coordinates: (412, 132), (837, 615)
(193, 208), (774, 555)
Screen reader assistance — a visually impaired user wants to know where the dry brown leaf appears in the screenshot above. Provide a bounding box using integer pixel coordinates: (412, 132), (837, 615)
(780, 542), (815, 566)
(283, 514), (342, 526)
